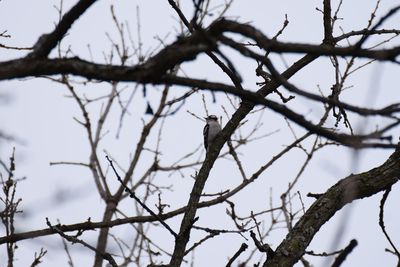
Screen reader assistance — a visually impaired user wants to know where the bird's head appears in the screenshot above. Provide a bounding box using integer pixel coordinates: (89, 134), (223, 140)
(205, 115), (218, 122)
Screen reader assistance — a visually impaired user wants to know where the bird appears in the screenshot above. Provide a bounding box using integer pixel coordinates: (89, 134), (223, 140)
(203, 115), (221, 151)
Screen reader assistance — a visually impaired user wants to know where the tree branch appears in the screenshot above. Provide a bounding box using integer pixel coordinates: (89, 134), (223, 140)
(378, 186), (400, 258)
(28, 0), (98, 58)
(323, 0), (334, 45)
(264, 143), (400, 267)
(168, 45), (319, 267)
(2, 20), (400, 82)
(226, 243), (248, 267)
(331, 239), (358, 267)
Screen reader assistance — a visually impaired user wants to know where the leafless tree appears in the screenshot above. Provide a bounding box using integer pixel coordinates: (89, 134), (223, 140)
(1, 0), (400, 266)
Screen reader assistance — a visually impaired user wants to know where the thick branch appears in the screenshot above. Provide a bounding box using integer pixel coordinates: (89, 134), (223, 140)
(215, 19), (400, 61)
(163, 75), (398, 149)
(0, 133), (309, 245)
(28, 0), (97, 58)
(264, 144), (400, 267)
(1, 56), (397, 149)
(168, 50), (318, 267)
(323, 0), (334, 45)
(331, 239), (358, 267)
(1, 20), (400, 82)
(226, 243), (248, 267)
(0, 28), (216, 82)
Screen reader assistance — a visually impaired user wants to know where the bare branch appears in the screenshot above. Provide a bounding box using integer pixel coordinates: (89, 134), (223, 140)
(378, 186), (400, 258)
(106, 155), (178, 238)
(45, 218), (118, 267)
(28, 0), (98, 58)
(226, 243), (248, 267)
(264, 144), (400, 267)
(330, 239), (358, 267)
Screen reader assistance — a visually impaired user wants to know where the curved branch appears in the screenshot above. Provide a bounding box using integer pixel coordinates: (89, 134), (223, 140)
(2, 19), (400, 82)
(1, 59), (396, 149)
(0, 133), (308, 245)
(213, 19), (400, 61)
(162, 75), (398, 149)
(168, 50), (320, 267)
(264, 144), (400, 267)
(28, 0), (98, 58)
(0, 30), (215, 82)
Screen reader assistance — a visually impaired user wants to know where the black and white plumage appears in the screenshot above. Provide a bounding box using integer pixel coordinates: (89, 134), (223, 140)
(203, 115), (221, 150)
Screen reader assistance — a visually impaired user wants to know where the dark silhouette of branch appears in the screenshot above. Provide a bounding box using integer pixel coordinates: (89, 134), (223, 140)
(28, 0), (98, 58)
(167, 0), (244, 90)
(1, 20), (400, 82)
(264, 143), (400, 267)
(322, 0), (334, 45)
(106, 155), (178, 238)
(250, 231), (275, 260)
(215, 19), (400, 61)
(1, 3), (400, 266)
(164, 75), (398, 149)
(226, 243), (248, 267)
(45, 218), (118, 267)
(0, 133), (309, 245)
(378, 186), (400, 258)
(355, 5), (400, 48)
(30, 248), (47, 267)
(331, 239), (358, 267)
(169, 45), (319, 267)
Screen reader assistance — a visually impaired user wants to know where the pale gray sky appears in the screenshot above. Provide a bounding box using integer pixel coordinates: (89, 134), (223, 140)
(1, 1), (399, 266)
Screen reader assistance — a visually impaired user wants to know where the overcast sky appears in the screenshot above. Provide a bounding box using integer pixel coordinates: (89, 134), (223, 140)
(1, 1), (400, 266)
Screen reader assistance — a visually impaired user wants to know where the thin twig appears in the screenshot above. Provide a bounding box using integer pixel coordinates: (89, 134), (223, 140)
(46, 218), (118, 267)
(105, 155), (178, 238)
(378, 186), (400, 257)
(226, 243), (248, 267)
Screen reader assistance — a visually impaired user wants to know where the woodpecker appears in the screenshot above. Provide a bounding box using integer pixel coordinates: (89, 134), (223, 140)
(203, 115), (221, 151)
